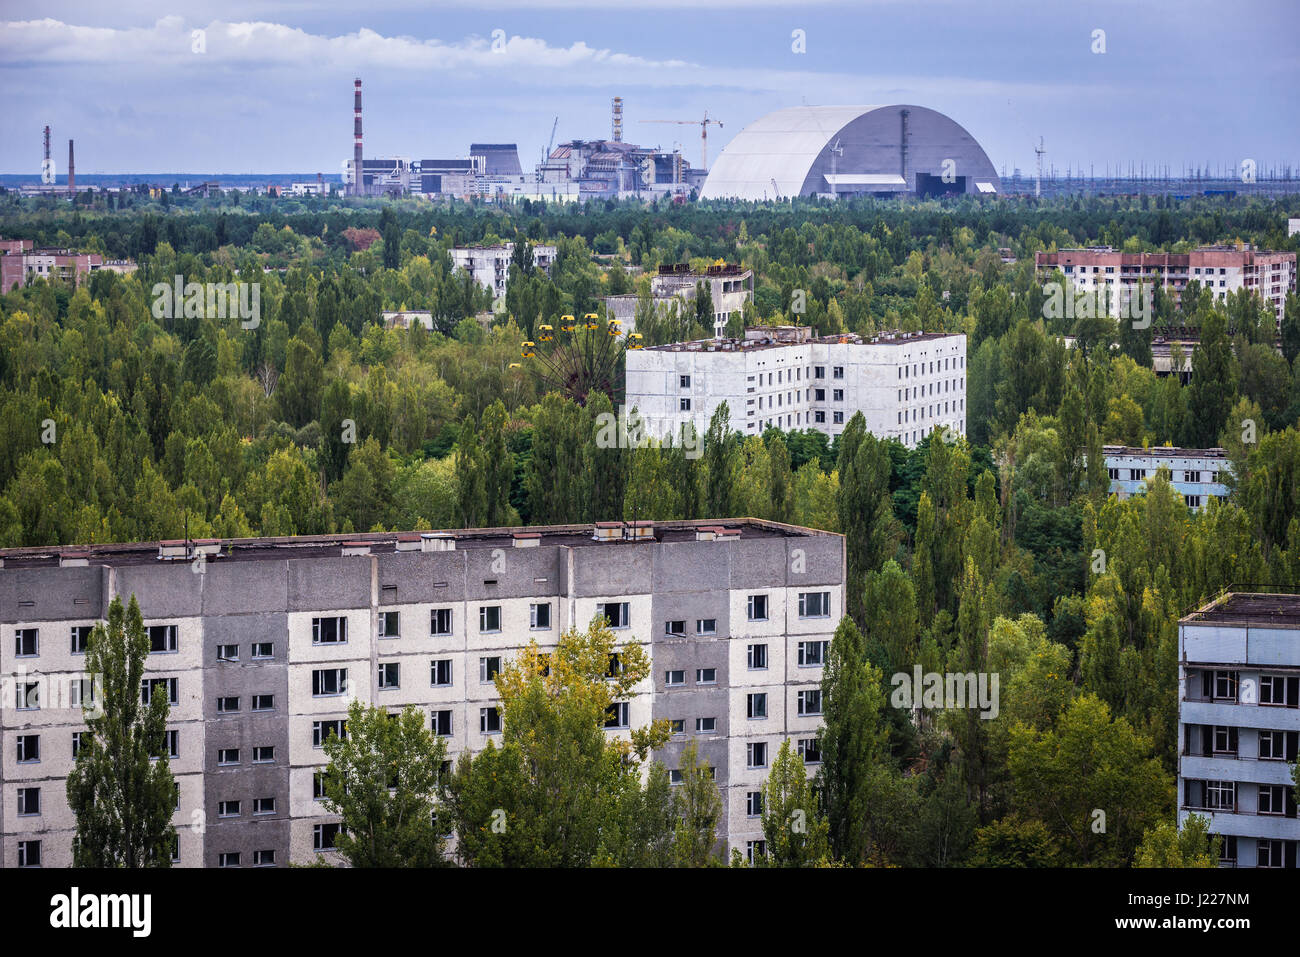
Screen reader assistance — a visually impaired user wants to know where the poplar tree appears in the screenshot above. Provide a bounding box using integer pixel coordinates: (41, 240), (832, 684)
(760, 739), (831, 867)
(66, 595), (176, 868)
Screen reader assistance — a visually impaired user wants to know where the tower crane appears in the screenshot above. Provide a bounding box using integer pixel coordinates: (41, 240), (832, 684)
(641, 111), (722, 170)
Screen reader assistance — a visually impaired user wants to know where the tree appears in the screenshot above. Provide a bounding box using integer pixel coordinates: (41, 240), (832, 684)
(760, 739), (831, 866)
(1185, 310), (1238, 448)
(320, 701), (449, 867)
(66, 595), (177, 867)
(480, 400), (514, 527)
(703, 402), (738, 517)
(817, 616), (890, 864)
(439, 618), (673, 867)
(455, 414), (485, 528)
(1133, 814), (1220, 868)
(672, 740), (723, 866)
(837, 412), (899, 622)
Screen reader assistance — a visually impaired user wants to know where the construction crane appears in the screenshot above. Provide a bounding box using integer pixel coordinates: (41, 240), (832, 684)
(641, 111), (722, 171)
(1034, 136), (1046, 198)
(537, 116), (559, 183)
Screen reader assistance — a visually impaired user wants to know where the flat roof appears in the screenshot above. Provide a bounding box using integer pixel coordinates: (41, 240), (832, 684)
(1103, 446), (1227, 458)
(0, 518), (838, 570)
(644, 331), (962, 353)
(1181, 592), (1300, 627)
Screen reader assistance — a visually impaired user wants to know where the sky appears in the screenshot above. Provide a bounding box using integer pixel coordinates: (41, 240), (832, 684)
(1, 0), (1298, 178)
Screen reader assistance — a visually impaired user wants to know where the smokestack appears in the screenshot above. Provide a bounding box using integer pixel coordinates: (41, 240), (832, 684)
(353, 78), (363, 197)
(68, 139), (75, 193)
(611, 96), (623, 143)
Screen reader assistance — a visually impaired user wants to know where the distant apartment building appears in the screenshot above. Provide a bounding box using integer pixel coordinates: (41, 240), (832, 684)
(625, 326), (966, 447)
(602, 263), (754, 338)
(449, 243), (557, 300)
(1102, 446), (1231, 510)
(0, 518), (842, 867)
(1178, 592), (1300, 868)
(0, 240), (136, 293)
(1035, 246), (1296, 333)
(381, 310), (434, 331)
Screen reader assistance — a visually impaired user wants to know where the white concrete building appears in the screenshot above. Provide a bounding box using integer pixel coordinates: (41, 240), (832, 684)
(1102, 446), (1232, 511)
(449, 243), (558, 300)
(625, 328), (966, 447)
(1178, 592), (1300, 868)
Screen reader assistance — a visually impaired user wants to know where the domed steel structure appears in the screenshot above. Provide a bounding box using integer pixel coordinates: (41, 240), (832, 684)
(700, 104), (1000, 201)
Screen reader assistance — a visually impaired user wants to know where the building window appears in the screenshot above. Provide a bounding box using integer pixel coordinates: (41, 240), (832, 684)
(217, 696), (240, 714)
(1261, 674), (1298, 707)
(747, 594), (768, 621)
(1205, 780), (1236, 812)
(430, 608), (453, 636)
(1211, 726), (1238, 755)
(833, 411), (844, 425)
(216, 644), (239, 662)
(1257, 730), (1296, 761)
(313, 823), (340, 851)
(798, 689), (823, 716)
(480, 707), (501, 734)
(747, 742), (768, 769)
(596, 602), (630, 629)
(1257, 839), (1285, 869)
(814, 388), (826, 401)
(680, 398), (692, 411)
(1218, 836), (1237, 867)
(696, 618), (717, 635)
(1211, 671), (1238, 702)
(313, 770), (327, 800)
(17, 787), (40, 816)
(17, 734), (40, 763)
(218, 852), (241, 868)
(148, 624), (178, 653)
(747, 693), (767, 719)
(669, 770), (684, 785)
(251, 796), (275, 816)
(141, 677), (178, 706)
(479, 606), (502, 633)
(253, 746), (274, 763)
(832, 389), (844, 402)
(311, 668), (347, 697)
(604, 702), (630, 728)
(745, 840), (766, 863)
(814, 366), (825, 379)
(15, 628), (38, 657)
(218, 748), (240, 766)
(748, 643), (768, 670)
(832, 366), (844, 379)
(431, 710), (453, 736)
(251, 694), (274, 712)
(311, 617), (347, 645)
(665, 670), (685, 687)
(431, 659), (453, 687)
(697, 667), (717, 685)
(746, 791), (764, 818)
(17, 840), (41, 868)
(669, 719), (685, 735)
(798, 737), (822, 764)
(1258, 785), (1286, 816)
(696, 716), (716, 733)
(798, 640), (828, 666)
(312, 720), (346, 748)
(378, 611), (400, 638)
(814, 411), (825, 424)
(378, 662), (400, 690)
(251, 642), (273, 659)
(253, 850), (275, 867)
(530, 603), (551, 630)
(480, 656), (501, 683)
(798, 591), (830, 618)
(218, 800), (241, 818)
(665, 620), (686, 637)
(71, 625), (92, 654)
(680, 374), (691, 388)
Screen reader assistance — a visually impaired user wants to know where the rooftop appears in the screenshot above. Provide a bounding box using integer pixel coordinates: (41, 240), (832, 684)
(0, 518), (836, 571)
(1103, 445), (1227, 459)
(1181, 591), (1300, 627)
(645, 330), (962, 353)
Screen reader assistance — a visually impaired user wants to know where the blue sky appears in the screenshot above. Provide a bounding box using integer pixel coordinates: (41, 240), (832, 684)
(2, 0), (1297, 177)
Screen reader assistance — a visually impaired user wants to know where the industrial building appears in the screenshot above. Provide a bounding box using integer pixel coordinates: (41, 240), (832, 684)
(449, 243), (557, 300)
(700, 105), (1000, 201)
(1101, 446), (1231, 510)
(1035, 247), (1297, 333)
(625, 326), (966, 447)
(0, 519), (842, 866)
(602, 263), (754, 338)
(1178, 592), (1300, 868)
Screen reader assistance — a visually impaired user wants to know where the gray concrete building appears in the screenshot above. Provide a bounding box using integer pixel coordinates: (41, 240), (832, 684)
(1178, 592), (1300, 868)
(1, 519), (843, 867)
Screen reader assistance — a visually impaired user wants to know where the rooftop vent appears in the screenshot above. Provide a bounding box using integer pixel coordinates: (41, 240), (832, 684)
(342, 541), (371, 557)
(421, 533), (456, 553)
(395, 534), (422, 552)
(513, 532), (541, 548)
(193, 539), (221, 558)
(61, 552), (89, 568)
(593, 521), (625, 542)
(624, 521), (654, 541)
(158, 541), (188, 561)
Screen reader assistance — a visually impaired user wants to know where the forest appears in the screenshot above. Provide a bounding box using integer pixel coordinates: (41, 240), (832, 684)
(3, 188), (1299, 865)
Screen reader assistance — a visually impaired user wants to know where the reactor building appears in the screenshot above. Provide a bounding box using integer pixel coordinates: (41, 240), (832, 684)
(700, 105), (1000, 201)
